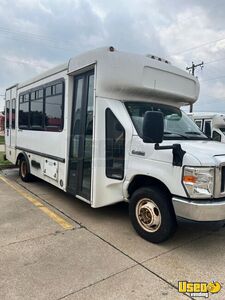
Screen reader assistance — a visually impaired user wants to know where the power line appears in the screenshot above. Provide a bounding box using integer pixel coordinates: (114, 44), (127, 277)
(0, 26), (65, 44)
(0, 56), (52, 68)
(201, 74), (225, 82)
(0, 33), (75, 52)
(173, 36), (225, 56)
(204, 57), (225, 65)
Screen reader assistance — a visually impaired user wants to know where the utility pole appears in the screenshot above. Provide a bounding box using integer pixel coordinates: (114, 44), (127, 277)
(186, 61), (204, 112)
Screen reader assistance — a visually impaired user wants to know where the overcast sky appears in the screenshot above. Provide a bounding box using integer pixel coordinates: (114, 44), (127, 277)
(1, 0), (225, 112)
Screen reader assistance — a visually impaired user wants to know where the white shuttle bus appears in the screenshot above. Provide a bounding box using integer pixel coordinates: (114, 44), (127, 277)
(5, 47), (225, 243)
(188, 112), (225, 142)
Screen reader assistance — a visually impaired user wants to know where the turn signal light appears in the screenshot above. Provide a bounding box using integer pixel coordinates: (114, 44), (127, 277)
(183, 175), (197, 184)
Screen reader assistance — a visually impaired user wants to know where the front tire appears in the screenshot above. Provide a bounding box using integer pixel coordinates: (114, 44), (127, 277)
(129, 187), (177, 243)
(19, 157), (33, 182)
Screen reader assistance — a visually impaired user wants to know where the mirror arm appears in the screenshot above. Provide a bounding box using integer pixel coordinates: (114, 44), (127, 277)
(155, 143), (186, 167)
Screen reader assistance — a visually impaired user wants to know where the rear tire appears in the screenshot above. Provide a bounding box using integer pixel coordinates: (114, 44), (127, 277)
(19, 157), (33, 182)
(129, 187), (177, 243)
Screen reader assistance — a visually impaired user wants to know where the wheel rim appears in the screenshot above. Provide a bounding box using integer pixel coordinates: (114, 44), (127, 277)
(136, 198), (161, 232)
(21, 161), (27, 178)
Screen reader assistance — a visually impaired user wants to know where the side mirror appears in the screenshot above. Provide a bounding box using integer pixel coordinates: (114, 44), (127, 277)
(142, 111), (164, 143)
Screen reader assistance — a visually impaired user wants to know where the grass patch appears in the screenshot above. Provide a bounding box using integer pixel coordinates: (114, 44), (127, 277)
(0, 136), (4, 145)
(0, 152), (12, 168)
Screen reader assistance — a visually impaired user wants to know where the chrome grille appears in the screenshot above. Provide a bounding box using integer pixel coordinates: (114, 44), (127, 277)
(221, 166), (225, 193)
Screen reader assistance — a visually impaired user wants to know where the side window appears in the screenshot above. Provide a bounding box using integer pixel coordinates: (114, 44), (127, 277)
(204, 120), (211, 137)
(195, 120), (202, 129)
(18, 79), (64, 131)
(30, 89), (44, 128)
(212, 131), (221, 142)
(6, 100), (10, 129)
(19, 94), (29, 128)
(45, 83), (64, 131)
(12, 99), (16, 129)
(106, 109), (125, 180)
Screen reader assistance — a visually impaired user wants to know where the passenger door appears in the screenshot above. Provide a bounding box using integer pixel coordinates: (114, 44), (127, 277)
(67, 70), (94, 201)
(5, 86), (17, 149)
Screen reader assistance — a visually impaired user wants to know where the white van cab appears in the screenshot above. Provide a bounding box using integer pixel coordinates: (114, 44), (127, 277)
(188, 112), (225, 142)
(5, 47), (225, 243)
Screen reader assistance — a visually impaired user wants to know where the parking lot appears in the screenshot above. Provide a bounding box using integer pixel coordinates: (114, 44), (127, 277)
(0, 168), (225, 299)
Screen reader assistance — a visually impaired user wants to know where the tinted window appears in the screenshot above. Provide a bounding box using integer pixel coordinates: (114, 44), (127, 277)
(106, 109), (125, 180)
(81, 74), (94, 195)
(213, 131), (221, 142)
(45, 83), (63, 131)
(30, 89), (43, 128)
(220, 128), (225, 135)
(12, 99), (16, 129)
(204, 121), (212, 137)
(70, 78), (83, 159)
(6, 100), (10, 129)
(18, 80), (64, 131)
(195, 120), (202, 129)
(45, 94), (63, 130)
(19, 94), (29, 128)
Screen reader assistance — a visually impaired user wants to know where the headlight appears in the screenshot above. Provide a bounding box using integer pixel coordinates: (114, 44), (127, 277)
(182, 167), (215, 198)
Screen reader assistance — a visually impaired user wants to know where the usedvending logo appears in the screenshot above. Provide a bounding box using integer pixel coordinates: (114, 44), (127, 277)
(178, 281), (221, 298)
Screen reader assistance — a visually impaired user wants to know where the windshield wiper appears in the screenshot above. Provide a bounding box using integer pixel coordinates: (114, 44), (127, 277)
(185, 131), (209, 139)
(185, 131), (201, 135)
(164, 131), (189, 139)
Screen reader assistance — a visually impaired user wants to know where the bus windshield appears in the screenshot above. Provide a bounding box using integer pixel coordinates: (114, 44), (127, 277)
(125, 102), (209, 140)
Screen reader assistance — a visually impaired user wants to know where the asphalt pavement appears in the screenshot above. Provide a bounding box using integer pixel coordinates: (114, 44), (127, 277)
(0, 168), (225, 299)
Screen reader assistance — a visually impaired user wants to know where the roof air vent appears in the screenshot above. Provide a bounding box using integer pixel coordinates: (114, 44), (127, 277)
(146, 54), (171, 64)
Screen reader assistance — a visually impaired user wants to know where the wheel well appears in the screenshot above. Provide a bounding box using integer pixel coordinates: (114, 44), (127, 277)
(16, 152), (30, 173)
(127, 175), (171, 198)
(16, 153), (25, 166)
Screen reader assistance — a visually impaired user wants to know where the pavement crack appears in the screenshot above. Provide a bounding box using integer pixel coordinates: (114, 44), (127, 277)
(0, 230), (65, 249)
(79, 228), (194, 299)
(141, 231), (214, 264)
(13, 176), (195, 299)
(56, 264), (138, 300)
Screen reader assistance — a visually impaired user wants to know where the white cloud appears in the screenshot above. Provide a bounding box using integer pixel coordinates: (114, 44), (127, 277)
(1, 0), (225, 113)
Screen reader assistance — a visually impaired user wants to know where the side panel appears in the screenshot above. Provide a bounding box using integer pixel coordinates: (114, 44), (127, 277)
(14, 70), (69, 191)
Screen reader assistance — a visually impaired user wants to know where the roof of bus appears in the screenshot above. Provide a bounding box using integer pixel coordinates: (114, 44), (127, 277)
(16, 46), (199, 106)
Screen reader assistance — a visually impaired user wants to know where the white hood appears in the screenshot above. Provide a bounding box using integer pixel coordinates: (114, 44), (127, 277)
(149, 140), (225, 166)
(178, 140), (225, 166)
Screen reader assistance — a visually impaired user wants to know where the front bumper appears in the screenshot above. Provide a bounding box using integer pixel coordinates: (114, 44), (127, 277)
(172, 197), (225, 221)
